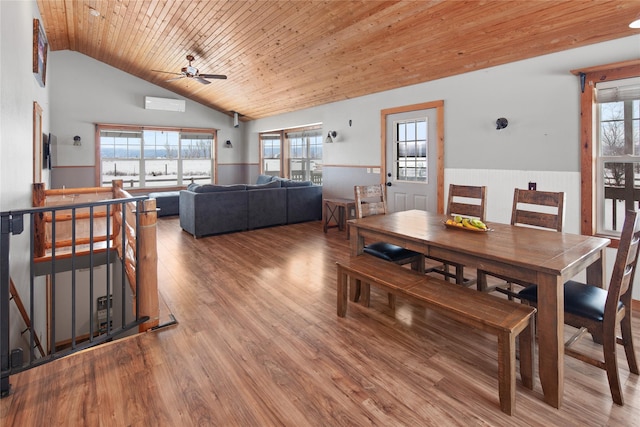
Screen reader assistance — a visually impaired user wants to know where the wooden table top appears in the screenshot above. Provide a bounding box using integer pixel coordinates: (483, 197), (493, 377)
(349, 209), (610, 280)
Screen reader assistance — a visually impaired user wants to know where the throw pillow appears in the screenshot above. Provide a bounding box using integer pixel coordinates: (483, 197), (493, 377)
(256, 174), (275, 185)
(187, 183), (200, 192)
(247, 180), (281, 190)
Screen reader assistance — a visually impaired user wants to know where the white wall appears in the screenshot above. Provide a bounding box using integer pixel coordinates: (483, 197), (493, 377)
(0, 0), (50, 210)
(48, 50), (245, 176)
(0, 0), (50, 359)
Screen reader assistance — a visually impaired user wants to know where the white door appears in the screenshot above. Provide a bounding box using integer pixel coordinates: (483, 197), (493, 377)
(385, 107), (439, 212)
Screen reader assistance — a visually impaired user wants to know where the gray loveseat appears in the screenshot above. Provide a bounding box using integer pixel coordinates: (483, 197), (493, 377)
(179, 175), (322, 238)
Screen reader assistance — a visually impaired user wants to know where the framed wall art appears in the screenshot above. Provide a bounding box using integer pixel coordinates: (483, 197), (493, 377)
(33, 18), (48, 87)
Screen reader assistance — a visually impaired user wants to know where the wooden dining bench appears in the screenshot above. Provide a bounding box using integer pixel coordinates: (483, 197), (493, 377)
(336, 254), (537, 416)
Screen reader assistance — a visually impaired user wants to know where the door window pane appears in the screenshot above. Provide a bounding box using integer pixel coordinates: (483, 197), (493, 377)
(394, 119), (427, 182)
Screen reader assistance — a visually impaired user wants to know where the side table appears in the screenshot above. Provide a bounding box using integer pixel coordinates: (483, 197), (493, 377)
(323, 198), (356, 239)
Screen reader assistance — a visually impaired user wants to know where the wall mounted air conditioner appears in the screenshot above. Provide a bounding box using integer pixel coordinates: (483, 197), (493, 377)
(144, 96), (186, 112)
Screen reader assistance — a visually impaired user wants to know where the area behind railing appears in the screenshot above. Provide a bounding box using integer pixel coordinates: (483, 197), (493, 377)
(1, 180), (159, 397)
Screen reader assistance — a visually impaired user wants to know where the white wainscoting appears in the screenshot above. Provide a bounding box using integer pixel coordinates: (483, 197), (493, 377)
(445, 168), (581, 234)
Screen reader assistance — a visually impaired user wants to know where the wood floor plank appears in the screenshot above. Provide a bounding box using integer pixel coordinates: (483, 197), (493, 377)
(2, 217), (640, 426)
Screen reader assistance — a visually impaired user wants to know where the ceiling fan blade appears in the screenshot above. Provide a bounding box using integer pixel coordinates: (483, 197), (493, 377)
(199, 74), (227, 80)
(166, 76), (186, 82)
(151, 69), (183, 76)
(194, 76), (211, 85)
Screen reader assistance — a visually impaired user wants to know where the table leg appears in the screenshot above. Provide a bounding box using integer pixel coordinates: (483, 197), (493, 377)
(586, 249), (606, 289)
(349, 227), (365, 302)
(536, 273), (564, 409)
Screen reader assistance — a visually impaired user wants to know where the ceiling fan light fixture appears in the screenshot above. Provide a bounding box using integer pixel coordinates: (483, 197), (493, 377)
(630, 15), (640, 28)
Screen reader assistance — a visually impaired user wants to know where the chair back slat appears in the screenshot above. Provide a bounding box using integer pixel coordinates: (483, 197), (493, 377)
(354, 185), (388, 219)
(607, 210), (640, 317)
(511, 189), (565, 232)
(446, 184), (487, 221)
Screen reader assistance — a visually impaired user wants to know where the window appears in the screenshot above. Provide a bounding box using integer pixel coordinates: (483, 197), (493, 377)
(394, 119), (428, 182)
(98, 125), (216, 188)
(259, 125), (323, 184)
(259, 132), (282, 177)
(596, 79), (640, 235)
(285, 128), (323, 183)
(577, 61), (640, 242)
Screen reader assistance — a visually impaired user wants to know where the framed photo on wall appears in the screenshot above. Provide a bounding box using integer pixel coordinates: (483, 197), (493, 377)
(33, 18), (48, 87)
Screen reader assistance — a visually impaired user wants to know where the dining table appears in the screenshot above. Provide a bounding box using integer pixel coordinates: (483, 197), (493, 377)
(348, 209), (611, 409)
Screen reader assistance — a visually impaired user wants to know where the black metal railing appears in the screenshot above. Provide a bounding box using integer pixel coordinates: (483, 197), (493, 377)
(1, 196), (150, 397)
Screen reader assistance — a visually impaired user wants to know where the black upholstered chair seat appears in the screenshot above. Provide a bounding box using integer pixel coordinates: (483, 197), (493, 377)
(518, 280), (623, 322)
(364, 242), (421, 263)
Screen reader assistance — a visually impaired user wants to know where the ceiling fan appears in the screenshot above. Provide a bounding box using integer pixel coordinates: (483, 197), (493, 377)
(152, 55), (227, 85)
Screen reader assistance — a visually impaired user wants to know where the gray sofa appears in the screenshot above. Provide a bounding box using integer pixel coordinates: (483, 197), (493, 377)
(179, 176), (322, 238)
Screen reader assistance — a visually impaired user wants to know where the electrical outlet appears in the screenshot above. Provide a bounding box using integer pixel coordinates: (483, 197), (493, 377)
(528, 182), (537, 191)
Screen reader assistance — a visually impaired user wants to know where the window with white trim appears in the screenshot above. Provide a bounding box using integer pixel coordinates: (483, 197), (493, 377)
(285, 128), (323, 183)
(595, 78), (640, 236)
(259, 125), (323, 184)
(259, 132), (282, 177)
(98, 125), (215, 188)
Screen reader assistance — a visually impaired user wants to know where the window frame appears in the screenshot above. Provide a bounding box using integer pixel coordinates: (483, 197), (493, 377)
(259, 124), (323, 183)
(575, 60), (640, 247)
(95, 124), (218, 189)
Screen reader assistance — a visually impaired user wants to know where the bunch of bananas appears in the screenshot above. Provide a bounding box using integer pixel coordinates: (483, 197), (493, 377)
(445, 215), (488, 230)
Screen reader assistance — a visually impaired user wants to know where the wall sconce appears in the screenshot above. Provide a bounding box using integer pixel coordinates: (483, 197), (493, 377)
(325, 130), (338, 143)
(224, 140), (233, 148)
(495, 117), (508, 130)
(73, 135), (82, 146)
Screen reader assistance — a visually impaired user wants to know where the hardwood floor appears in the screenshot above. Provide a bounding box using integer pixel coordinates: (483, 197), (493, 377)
(2, 217), (640, 426)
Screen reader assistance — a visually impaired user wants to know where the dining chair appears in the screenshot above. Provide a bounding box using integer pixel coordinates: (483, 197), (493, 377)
(425, 184), (487, 286)
(518, 209), (640, 406)
(353, 184), (425, 306)
(477, 188), (565, 297)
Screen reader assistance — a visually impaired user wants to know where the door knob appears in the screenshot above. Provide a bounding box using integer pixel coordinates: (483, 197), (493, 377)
(386, 182), (392, 187)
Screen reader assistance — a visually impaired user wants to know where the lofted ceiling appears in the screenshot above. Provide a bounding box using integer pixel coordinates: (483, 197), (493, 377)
(37, 0), (639, 121)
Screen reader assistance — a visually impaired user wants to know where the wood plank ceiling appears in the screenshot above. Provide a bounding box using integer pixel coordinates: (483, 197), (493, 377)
(37, 1), (640, 121)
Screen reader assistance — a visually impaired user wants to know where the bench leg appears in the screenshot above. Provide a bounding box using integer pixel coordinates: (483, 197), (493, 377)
(350, 278), (361, 302)
(361, 280), (371, 307)
(518, 316), (535, 390)
(337, 268), (348, 317)
(497, 331), (516, 416)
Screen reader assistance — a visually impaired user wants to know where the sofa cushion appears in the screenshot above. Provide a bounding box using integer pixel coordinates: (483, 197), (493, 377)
(187, 182), (200, 191)
(282, 180), (313, 187)
(256, 174), (276, 185)
(247, 180), (281, 190)
(194, 184), (247, 193)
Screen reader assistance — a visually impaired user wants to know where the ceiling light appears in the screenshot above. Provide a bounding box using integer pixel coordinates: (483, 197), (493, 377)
(630, 14), (640, 28)
(89, 7), (100, 17)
